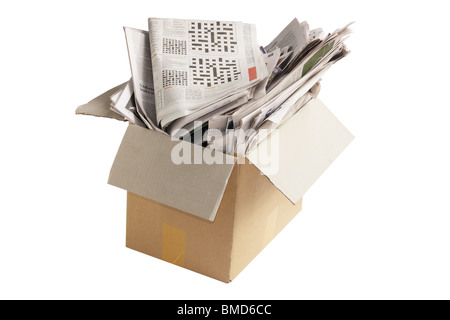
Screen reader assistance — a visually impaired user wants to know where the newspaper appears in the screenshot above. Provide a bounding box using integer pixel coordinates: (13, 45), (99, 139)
(253, 48), (281, 99)
(264, 18), (309, 71)
(109, 84), (124, 108)
(203, 22), (352, 154)
(245, 88), (316, 153)
(251, 65), (329, 131)
(94, 18), (353, 155)
(147, 18), (268, 129)
(109, 80), (146, 128)
(249, 39), (349, 132)
(167, 90), (249, 137)
(230, 22), (352, 130)
(172, 94), (249, 141)
(124, 27), (164, 132)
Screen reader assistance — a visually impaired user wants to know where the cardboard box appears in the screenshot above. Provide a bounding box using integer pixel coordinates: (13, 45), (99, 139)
(77, 84), (353, 282)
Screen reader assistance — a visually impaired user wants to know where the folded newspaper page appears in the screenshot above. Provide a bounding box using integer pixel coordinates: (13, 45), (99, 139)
(124, 27), (165, 133)
(78, 17), (353, 156)
(264, 18), (309, 72)
(109, 80), (147, 128)
(231, 22), (352, 129)
(147, 18), (268, 129)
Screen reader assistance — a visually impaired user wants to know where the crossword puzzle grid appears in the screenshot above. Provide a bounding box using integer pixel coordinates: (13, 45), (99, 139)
(162, 38), (187, 55)
(189, 57), (241, 87)
(188, 21), (237, 54)
(162, 70), (188, 88)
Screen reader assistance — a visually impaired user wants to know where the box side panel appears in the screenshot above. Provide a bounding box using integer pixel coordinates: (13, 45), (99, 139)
(229, 161), (303, 281)
(126, 165), (238, 283)
(109, 124), (236, 221)
(247, 98), (354, 204)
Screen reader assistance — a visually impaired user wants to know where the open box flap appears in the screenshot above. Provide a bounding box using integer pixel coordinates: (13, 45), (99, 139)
(76, 83), (126, 121)
(247, 98), (354, 204)
(108, 124), (236, 221)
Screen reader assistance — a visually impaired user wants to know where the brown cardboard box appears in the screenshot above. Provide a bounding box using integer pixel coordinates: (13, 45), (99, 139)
(125, 160), (302, 282)
(77, 84), (353, 282)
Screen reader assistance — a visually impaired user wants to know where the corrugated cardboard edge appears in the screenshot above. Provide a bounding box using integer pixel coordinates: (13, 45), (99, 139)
(226, 161), (241, 283)
(76, 83), (126, 121)
(228, 160), (303, 281)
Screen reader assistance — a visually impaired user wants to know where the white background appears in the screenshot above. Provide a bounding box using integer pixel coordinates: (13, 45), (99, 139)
(1, 0), (449, 300)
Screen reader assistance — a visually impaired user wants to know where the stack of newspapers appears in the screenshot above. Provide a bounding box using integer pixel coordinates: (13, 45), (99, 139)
(109, 18), (352, 154)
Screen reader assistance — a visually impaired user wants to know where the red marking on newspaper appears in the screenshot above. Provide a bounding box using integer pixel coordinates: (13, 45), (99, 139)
(248, 67), (257, 81)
